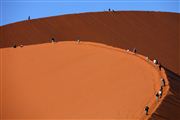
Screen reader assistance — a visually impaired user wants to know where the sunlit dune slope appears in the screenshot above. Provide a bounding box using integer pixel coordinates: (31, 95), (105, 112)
(1, 42), (162, 119)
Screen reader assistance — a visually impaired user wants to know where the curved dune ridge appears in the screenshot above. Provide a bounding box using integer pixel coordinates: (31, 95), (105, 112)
(1, 41), (167, 119)
(0, 11), (180, 119)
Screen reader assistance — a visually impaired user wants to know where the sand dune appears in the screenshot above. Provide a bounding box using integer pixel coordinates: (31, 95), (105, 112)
(1, 41), (166, 119)
(0, 11), (180, 119)
(0, 11), (179, 75)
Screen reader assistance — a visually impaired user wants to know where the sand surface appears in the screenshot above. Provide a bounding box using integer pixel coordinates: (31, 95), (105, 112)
(1, 41), (161, 119)
(1, 11), (179, 75)
(1, 11), (179, 119)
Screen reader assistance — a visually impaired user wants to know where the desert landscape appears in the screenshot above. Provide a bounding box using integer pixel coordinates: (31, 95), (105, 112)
(0, 11), (180, 120)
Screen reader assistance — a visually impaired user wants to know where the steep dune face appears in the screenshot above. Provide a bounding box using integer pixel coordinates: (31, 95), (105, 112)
(0, 11), (180, 119)
(0, 11), (179, 75)
(150, 69), (180, 120)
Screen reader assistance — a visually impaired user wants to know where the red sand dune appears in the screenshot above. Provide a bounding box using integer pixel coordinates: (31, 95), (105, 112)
(0, 11), (180, 119)
(0, 41), (165, 119)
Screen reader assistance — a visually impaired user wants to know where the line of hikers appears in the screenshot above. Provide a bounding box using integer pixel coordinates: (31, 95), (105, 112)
(128, 48), (166, 116)
(145, 77), (165, 115)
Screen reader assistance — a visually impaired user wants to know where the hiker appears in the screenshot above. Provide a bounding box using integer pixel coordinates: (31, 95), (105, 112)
(77, 39), (80, 44)
(108, 8), (111, 12)
(158, 63), (162, 70)
(160, 86), (163, 91)
(144, 105), (149, 115)
(28, 16), (31, 20)
(161, 78), (165, 87)
(13, 44), (17, 48)
(153, 59), (158, 65)
(133, 48), (137, 54)
(155, 92), (159, 102)
(51, 38), (55, 43)
(158, 89), (162, 98)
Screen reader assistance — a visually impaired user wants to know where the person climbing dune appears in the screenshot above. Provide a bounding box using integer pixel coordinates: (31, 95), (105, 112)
(161, 78), (165, 87)
(51, 38), (55, 43)
(28, 16), (31, 20)
(144, 105), (149, 115)
(158, 89), (162, 98)
(156, 92), (159, 102)
(13, 44), (17, 48)
(132, 48), (137, 54)
(153, 59), (158, 65)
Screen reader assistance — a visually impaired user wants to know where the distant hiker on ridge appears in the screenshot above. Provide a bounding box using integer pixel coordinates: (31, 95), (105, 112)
(133, 48), (137, 54)
(155, 92), (159, 102)
(28, 16), (31, 20)
(153, 59), (158, 65)
(51, 38), (55, 43)
(77, 39), (80, 44)
(108, 8), (111, 12)
(13, 44), (17, 48)
(144, 105), (149, 115)
(158, 89), (162, 98)
(158, 63), (162, 70)
(161, 78), (165, 87)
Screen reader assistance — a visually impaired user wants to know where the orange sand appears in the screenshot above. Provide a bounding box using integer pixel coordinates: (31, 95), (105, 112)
(1, 41), (162, 119)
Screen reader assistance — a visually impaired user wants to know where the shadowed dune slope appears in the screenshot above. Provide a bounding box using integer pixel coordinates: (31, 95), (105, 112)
(0, 11), (180, 119)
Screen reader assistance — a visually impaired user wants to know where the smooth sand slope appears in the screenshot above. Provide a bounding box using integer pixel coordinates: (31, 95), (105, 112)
(1, 41), (162, 119)
(0, 11), (180, 119)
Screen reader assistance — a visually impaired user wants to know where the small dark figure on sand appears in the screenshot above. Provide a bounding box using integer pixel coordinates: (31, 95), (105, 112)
(156, 92), (159, 102)
(13, 44), (17, 48)
(28, 16), (31, 20)
(158, 89), (163, 98)
(158, 63), (162, 70)
(145, 105), (149, 115)
(51, 38), (55, 43)
(108, 8), (111, 11)
(133, 48), (137, 54)
(153, 59), (158, 65)
(161, 78), (165, 87)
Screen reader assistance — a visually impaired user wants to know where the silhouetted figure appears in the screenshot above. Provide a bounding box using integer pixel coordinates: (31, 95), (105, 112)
(144, 105), (149, 115)
(156, 92), (159, 102)
(160, 86), (163, 91)
(161, 78), (165, 87)
(13, 44), (17, 48)
(146, 57), (149, 61)
(28, 16), (31, 20)
(153, 59), (158, 65)
(133, 48), (137, 54)
(108, 8), (111, 11)
(77, 39), (80, 44)
(51, 38), (55, 43)
(158, 89), (162, 98)
(158, 63), (162, 70)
